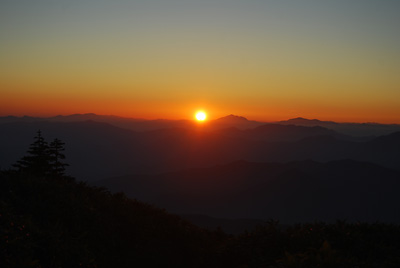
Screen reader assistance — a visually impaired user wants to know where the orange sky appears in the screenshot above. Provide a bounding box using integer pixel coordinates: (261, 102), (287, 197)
(1, 1), (400, 123)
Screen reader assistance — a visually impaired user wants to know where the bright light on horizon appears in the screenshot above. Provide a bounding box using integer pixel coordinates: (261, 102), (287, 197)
(195, 111), (207, 121)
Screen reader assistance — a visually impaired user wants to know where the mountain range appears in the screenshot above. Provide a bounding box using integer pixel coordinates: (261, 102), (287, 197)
(1, 114), (400, 180)
(279, 117), (400, 136)
(2, 113), (400, 224)
(2, 113), (400, 135)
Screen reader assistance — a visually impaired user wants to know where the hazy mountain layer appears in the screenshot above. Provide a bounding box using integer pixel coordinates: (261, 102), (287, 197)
(2, 114), (400, 135)
(96, 160), (400, 224)
(1, 118), (400, 180)
(279, 117), (400, 136)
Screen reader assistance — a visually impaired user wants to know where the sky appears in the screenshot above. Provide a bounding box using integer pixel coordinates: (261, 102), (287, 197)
(1, 0), (400, 122)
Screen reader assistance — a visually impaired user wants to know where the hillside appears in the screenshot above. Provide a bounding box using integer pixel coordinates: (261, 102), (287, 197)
(0, 171), (221, 268)
(2, 170), (400, 267)
(96, 160), (400, 223)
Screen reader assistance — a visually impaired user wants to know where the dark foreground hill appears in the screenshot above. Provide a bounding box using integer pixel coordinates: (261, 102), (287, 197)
(2, 171), (400, 267)
(97, 160), (400, 223)
(0, 171), (222, 268)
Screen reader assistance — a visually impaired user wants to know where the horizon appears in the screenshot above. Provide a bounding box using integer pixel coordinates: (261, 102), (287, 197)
(1, 112), (399, 125)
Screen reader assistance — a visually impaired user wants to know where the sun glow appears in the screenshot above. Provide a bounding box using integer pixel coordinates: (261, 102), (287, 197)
(195, 111), (207, 121)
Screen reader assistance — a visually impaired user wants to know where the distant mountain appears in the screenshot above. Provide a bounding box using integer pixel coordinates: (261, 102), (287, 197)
(282, 117), (336, 125)
(214, 114), (249, 122)
(0, 115), (41, 123)
(218, 123), (353, 142)
(96, 160), (400, 224)
(51, 113), (145, 122)
(279, 117), (400, 136)
(0, 113), (163, 131)
(2, 114), (400, 136)
(208, 114), (262, 130)
(0, 120), (148, 179)
(1, 119), (400, 180)
(0, 114), (259, 131)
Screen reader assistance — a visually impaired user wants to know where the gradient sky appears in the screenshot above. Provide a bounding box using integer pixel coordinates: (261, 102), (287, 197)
(1, 0), (400, 122)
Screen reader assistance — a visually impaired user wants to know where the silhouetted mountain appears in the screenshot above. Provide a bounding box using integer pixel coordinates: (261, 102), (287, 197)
(2, 119), (400, 180)
(208, 114), (262, 130)
(52, 113), (143, 122)
(3, 115), (400, 266)
(3, 114), (400, 136)
(279, 117), (400, 136)
(96, 160), (400, 224)
(218, 124), (353, 142)
(356, 131), (400, 168)
(0, 120), (149, 179)
(282, 117), (335, 125)
(0, 115), (40, 123)
(216, 114), (248, 122)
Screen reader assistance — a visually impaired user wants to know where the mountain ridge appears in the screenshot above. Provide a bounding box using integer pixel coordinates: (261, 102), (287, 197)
(1, 120), (400, 180)
(2, 113), (400, 135)
(95, 159), (400, 223)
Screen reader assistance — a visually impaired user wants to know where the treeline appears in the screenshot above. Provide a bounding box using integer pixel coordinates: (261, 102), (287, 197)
(1, 132), (400, 267)
(0, 171), (224, 267)
(13, 130), (69, 178)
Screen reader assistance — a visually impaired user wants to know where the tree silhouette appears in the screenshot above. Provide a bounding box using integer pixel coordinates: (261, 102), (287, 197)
(14, 130), (69, 177)
(49, 138), (69, 176)
(14, 130), (51, 176)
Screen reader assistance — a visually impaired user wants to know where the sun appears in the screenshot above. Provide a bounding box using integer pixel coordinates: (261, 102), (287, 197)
(195, 111), (207, 121)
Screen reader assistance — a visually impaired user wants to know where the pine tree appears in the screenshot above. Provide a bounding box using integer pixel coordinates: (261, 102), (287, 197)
(14, 130), (51, 176)
(49, 138), (69, 176)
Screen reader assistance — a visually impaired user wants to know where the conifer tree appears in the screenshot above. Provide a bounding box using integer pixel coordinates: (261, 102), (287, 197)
(49, 138), (69, 176)
(14, 130), (51, 176)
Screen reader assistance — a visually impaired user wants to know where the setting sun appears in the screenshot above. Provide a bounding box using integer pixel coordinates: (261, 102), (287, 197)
(195, 111), (207, 121)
